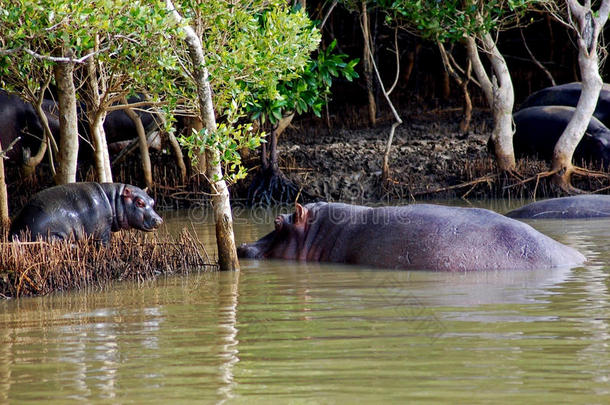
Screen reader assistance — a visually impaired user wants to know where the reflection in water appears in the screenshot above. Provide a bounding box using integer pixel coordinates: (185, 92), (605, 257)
(519, 217), (610, 395)
(217, 271), (240, 403)
(1, 203), (610, 403)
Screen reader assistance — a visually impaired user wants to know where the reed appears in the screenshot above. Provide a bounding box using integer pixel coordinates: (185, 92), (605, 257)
(0, 229), (217, 299)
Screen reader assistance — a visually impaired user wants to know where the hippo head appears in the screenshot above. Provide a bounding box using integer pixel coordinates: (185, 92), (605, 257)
(237, 203), (310, 260)
(121, 185), (163, 231)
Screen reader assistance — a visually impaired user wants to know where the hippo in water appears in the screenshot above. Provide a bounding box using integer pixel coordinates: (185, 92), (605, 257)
(237, 202), (585, 271)
(505, 194), (610, 219)
(9, 182), (163, 243)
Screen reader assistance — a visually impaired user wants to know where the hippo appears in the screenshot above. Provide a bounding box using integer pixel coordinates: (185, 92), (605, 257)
(506, 194), (610, 219)
(518, 82), (610, 126)
(237, 202), (585, 271)
(512, 105), (610, 167)
(102, 96), (159, 154)
(0, 90), (60, 165)
(9, 182), (163, 243)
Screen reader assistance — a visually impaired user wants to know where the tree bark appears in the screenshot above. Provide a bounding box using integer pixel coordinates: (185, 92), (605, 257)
(122, 99), (153, 189)
(184, 116), (207, 175)
(269, 113), (294, 174)
(361, 1), (376, 126)
(23, 80), (55, 177)
(85, 56), (113, 182)
(24, 99), (50, 177)
(88, 115), (112, 182)
(167, 129), (187, 183)
(437, 42), (472, 133)
(403, 43), (420, 87)
(53, 60), (79, 184)
(464, 33), (516, 172)
(166, 0), (239, 271)
(151, 101), (187, 184)
(551, 0), (610, 189)
(0, 140), (9, 231)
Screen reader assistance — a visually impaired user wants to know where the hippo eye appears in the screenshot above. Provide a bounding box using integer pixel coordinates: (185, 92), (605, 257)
(135, 198), (146, 208)
(274, 216), (283, 231)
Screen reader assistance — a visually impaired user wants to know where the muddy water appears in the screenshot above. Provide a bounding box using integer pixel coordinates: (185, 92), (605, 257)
(1, 200), (609, 404)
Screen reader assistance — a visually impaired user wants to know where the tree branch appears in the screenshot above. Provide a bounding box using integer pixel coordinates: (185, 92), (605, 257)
(0, 46), (108, 64)
(386, 26), (401, 96)
(0, 137), (21, 159)
(320, 1), (338, 30)
(519, 27), (556, 86)
(106, 100), (165, 112)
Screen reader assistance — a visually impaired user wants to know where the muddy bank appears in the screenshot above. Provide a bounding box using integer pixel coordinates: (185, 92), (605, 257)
(253, 106), (610, 203)
(270, 108), (495, 202)
(6, 106), (610, 214)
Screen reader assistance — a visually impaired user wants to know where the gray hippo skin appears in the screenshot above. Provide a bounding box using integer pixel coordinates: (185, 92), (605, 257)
(506, 194), (610, 219)
(512, 105), (610, 166)
(237, 202), (585, 271)
(9, 182), (163, 243)
(0, 90), (60, 165)
(518, 82), (610, 126)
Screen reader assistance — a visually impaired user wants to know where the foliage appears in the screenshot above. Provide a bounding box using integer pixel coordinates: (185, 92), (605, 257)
(0, 0), (180, 101)
(0, 0), (356, 185)
(247, 39), (360, 125)
(179, 106), (262, 182)
(174, 0), (326, 182)
(383, 0), (537, 42)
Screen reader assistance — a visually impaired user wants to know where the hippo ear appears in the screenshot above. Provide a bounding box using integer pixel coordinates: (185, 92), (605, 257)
(294, 203), (308, 225)
(122, 186), (133, 201)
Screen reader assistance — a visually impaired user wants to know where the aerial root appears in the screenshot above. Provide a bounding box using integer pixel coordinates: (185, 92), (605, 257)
(247, 169), (303, 206)
(0, 229), (217, 299)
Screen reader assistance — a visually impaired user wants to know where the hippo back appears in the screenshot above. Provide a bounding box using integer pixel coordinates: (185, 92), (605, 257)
(301, 203), (585, 271)
(513, 105), (610, 166)
(9, 182), (115, 241)
(518, 82), (610, 126)
(506, 195), (610, 219)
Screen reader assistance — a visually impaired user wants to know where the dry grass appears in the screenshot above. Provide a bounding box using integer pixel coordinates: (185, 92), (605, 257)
(0, 229), (217, 299)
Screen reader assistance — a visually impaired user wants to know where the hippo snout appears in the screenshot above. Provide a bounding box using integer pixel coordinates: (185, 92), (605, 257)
(237, 243), (262, 259)
(138, 212), (163, 232)
(147, 214), (163, 230)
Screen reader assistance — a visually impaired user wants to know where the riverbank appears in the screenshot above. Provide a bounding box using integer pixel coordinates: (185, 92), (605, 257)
(262, 106), (610, 203)
(5, 105), (610, 213)
(275, 107), (492, 202)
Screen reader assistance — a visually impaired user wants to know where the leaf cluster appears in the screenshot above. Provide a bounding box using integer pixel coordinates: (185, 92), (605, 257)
(247, 39), (360, 125)
(384, 0), (536, 42)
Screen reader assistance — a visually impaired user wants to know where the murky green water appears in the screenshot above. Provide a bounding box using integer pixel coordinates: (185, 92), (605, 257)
(1, 200), (609, 404)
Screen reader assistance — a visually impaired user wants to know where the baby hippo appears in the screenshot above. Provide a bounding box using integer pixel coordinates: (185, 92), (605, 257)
(9, 182), (163, 243)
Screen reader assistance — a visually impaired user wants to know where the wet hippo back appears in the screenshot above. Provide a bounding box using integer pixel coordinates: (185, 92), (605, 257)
(505, 195), (610, 219)
(315, 203), (583, 271)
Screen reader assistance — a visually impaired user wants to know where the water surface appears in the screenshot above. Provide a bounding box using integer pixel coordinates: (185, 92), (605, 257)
(1, 200), (609, 404)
